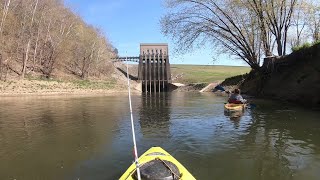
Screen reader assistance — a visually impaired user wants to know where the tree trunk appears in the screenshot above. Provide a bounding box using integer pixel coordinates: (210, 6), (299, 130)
(0, 0), (11, 37)
(21, 40), (31, 78)
(276, 38), (283, 56)
(21, 0), (39, 78)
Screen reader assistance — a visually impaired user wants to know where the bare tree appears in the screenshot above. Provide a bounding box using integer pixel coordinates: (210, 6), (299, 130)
(66, 24), (98, 79)
(0, 0), (11, 80)
(37, 2), (76, 78)
(262, 0), (297, 56)
(307, 1), (320, 41)
(0, 0), (115, 80)
(248, 0), (273, 56)
(161, 0), (263, 70)
(21, 0), (38, 78)
(0, 0), (11, 36)
(289, 0), (308, 47)
(162, 0), (301, 70)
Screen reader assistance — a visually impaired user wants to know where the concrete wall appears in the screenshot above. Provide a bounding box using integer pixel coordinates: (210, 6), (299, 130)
(140, 43), (168, 55)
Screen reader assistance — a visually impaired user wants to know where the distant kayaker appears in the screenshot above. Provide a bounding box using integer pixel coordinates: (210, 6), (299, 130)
(228, 88), (247, 104)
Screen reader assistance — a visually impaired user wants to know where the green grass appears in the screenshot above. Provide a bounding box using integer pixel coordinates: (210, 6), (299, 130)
(25, 75), (64, 83)
(292, 42), (311, 52)
(292, 40), (320, 52)
(171, 64), (251, 84)
(19, 74), (117, 90)
(72, 79), (116, 89)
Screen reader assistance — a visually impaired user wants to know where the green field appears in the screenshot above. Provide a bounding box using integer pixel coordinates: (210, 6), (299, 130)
(171, 64), (251, 84)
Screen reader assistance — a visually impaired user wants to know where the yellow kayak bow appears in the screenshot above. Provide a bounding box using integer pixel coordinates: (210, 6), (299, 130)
(120, 147), (196, 180)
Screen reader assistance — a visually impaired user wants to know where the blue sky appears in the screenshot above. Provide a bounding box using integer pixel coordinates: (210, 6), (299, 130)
(64, 0), (246, 66)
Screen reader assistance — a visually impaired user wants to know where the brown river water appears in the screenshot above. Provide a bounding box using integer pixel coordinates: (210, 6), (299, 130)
(0, 92), (320, 180)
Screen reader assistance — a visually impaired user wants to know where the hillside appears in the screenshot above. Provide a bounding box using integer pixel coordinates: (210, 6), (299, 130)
(171, 65), (250, 84)
(0, 0), (115, 81)
(241, 43), (320, 107)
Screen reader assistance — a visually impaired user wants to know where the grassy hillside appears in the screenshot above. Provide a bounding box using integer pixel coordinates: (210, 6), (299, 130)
(171, 65), (250, 84)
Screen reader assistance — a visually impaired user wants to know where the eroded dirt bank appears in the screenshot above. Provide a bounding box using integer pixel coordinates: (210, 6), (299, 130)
(239, 43), (320, 107)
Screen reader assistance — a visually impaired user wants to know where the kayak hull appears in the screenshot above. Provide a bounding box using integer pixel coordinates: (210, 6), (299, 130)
(120, 147), (196, 180)
(224, 103), (246, 112)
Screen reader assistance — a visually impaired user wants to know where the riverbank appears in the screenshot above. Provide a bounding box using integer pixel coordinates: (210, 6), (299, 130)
(0, 64), (251, 96)
(0, 79), (132, 97)
(245, 43), (319, 107)
(220, 43), (320, 107)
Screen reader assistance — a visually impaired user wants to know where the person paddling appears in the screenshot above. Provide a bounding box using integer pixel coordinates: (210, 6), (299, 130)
(228, 88), (247, 104)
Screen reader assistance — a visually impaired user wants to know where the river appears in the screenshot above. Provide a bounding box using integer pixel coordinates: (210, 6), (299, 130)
(0, 92), (320, 180)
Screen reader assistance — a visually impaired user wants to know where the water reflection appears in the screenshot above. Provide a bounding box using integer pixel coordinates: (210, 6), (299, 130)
(0, 96), (122, 180)
(227, 104), (320, 180)
(224, 110), (244, 127)
(0, 94), (320, 180)
(139, 93), (171, 138)
(224, 110), (244, 118)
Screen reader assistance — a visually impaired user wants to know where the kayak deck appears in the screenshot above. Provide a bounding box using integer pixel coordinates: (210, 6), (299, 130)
(120, 147), (196, 180)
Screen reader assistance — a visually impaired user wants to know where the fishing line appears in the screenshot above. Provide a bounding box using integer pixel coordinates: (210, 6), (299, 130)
(126, 56), (141, 180)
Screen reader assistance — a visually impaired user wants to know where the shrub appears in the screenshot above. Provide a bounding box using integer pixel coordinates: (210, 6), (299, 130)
(312, 40), (320, 46)
(292, 40), (320, 52)
(292, 42), (311, 52)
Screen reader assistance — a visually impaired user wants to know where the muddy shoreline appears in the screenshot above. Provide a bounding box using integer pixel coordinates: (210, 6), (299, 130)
(0, 79), (135, 97)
